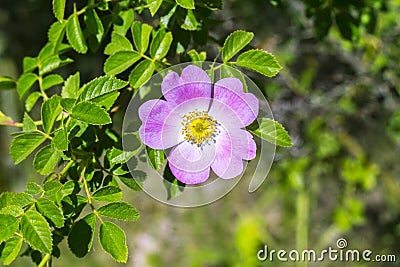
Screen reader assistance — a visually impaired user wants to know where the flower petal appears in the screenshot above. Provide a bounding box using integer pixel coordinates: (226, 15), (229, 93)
(168, 141), (216, 173)
(161, 66), (212, 105)
(213, 78), (259, 126)
(138, 99), (181, 149)
(169, 162), (210, 184)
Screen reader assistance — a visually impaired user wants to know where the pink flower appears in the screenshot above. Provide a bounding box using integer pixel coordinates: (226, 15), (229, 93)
(139, 65), (258, 184)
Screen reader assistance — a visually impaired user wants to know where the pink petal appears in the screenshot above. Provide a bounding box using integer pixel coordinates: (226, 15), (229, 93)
(138, 99), (181, 149)
(169, 162), (210, 184)
(161, 66), (212, 105)
(213, 78), (259, 126)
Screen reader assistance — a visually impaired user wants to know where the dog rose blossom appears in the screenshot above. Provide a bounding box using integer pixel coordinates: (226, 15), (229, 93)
(139, 65), (258, 184)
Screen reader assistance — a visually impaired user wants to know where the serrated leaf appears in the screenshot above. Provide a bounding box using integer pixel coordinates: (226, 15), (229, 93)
(0, 205), (24, 217)
(250, 118), (293, 147)
(118, 172), (145, 191)
(114, 9), (135, 35)
(0, 236), (23, 265)
(0, 76), (16, 90)
(48, 21), (66, 49)
(235, 49), (282, 77)
(44, 181), (62, 197)
(25, 92), (42, 112)
(0, 214), (18, 243)
(147, 0), (163, 16)
(62, 181), (76, 195)
(107, 148), (139, 164)
(39, 55), (73, 76)
(222, 30), (254, 62)
(0, 193), (35, 209)
(22, 113), (36, 132)
(42, 74), (64, 90)
(92, 186), (122, 202)
(103, 51), (140, 75)
(176, 0), (195, 9)
(36, 198), (64, 228)
(42, 96), (62, 134)
(26, 182), (42, 195)
(61, 72), (80, 98)
(52, 0), (66, 21)
(23, 57), (38, 73)
(71, 102), (111, 125)
(85, 8), (104, 35)
(104, 32), (133, 55)
(17, 73), (37, 98)
(10, 133), (46, 164)
(91, 92), (120, 111)
(131, 22), (152, 54)
(81, 76), (128, 101)
(98, 202), (139, 221)
(68, 213), (95, 258)
(129, 60), (155, 89)
(66, 10), (88, 54)
(99, 221), (128, 263)
(60, 98), (75, 112)
(20, 210), (52, 253)
(146, 147), (164, 170)
(181, 9), (199, 31)
(52, 128), (68, 151)
(34, 145), (62, 175)
(149, 31), (173, 60)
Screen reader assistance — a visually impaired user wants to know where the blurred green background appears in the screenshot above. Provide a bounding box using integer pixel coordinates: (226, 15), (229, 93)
(1, 0), (399, 266)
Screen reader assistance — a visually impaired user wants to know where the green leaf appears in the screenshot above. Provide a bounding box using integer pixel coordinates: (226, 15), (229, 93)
(250, 118), (293, 147)
(34, 145), (62, 175)
(20, 210), (52, 254)
(149, 30), (173, 60)
(91, 92), (120, 111)
(60, 98), (75, 112)
(52, 128), (68, 151)
(23, 57), (38, 73)
(61, 72), (80, 98)
(0, 205), (24, 217)
(22, 113), (37, 132)
(147, 0), (163, 16)
(176, 0), (195, 9)
(103, 51), (140, 75)
(107, 148), (139, 164)
(26, 182), (42, 195)
(92, 186), (122, 202)
(222, 30), (254, 62)
(42, 74), (64, 90)
(163, 164), (185, 200)
(52, 0), (66, 21)
(85, 8), (104, 35)
(98, 202), (139, 221)
(71, 102), (111, 125)
(129, 60), (155, 89)
(114, 9), (135, 35)
(68, 213), (95, 258)
(181, 9), (199, 31)
(146, 147), (165, 170)
(0, 214), (18, 243)
(118, 173), (144, 191)
(17, 73), (37, 98)
(25, 92), (41, 112)
(48, 21), (66, 49)
(39, 55), (73, 76)
(0, 77), (16, 90)
(220, 64), (247, 91)
(66, 9), (88, 54)
(99, 221), (128, 263)
(104, 32), (133, 55)
(131, 22), (153, 54)
(81, 76), (128, 101)
(10, 133), (46, 164)
(235, 49), (282, 77)
(0, 236), (23, 265)
(62, 181), (76, 195)
(44, 181), (62, 197)
(42, 96), (62, 134)
(0, 193), (35, 209)
(36, 198), (64, 228)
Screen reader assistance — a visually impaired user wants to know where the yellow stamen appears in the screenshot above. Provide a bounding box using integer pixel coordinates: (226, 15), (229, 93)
(181, 109), (219, 147)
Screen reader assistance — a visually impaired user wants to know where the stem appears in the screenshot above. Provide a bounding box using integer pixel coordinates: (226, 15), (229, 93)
(82, 173), (92, 205)
(61, 160), (74, 176)
(38, 254), (51, 267)
(38, 76), (48, 100)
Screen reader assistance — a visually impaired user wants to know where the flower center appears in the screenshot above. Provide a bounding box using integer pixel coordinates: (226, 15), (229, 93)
(181, 109), (219, 147)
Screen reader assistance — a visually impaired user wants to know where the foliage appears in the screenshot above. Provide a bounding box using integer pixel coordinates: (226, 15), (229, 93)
(0, 0), (291, 266)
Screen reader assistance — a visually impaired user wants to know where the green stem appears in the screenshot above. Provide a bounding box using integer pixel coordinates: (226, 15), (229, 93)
(38, 254), (51, 267)
(38, 76), (48, 100)
(61, 160), (74, 176)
